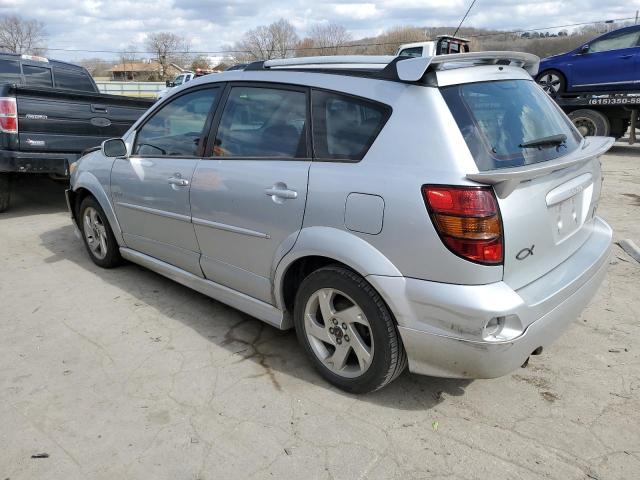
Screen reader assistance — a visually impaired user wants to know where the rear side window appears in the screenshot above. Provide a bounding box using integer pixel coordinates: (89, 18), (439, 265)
(312, 90), (389, 161)
(23, 65), (53, 88)
(212, 86), (307, 158)
(133, 88), (219, 157)
(0, 60), (22, 83)
(441, 80), (582, 171)
(53, 67), (95, 92)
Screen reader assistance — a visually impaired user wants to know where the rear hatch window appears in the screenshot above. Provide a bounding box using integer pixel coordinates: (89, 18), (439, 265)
(441, 80), (582, 171)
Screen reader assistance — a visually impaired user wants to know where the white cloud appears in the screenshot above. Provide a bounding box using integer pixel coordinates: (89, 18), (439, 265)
(0, 0), (634, 61)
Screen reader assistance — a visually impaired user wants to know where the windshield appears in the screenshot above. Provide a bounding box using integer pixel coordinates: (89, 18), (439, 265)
(174, 75), (185, 85)
(441, 80), (582, 171)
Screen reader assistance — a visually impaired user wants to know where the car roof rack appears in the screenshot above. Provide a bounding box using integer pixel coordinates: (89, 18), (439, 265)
(244, 52), (539, 83)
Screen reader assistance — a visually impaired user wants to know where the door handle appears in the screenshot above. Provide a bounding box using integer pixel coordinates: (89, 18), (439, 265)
(619, 54), (634, 59)
(168, 176), (189, 186)
(265, 185), (298, 200)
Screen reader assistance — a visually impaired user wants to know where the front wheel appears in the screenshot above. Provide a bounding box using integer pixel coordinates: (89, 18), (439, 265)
(537, 70), (566, 96)
(78, 196), (122, 268)
(294, 266), (407, 393)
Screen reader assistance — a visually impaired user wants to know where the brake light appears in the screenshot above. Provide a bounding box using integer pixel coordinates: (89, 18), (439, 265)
(0, 97), (18, 134)
(422, 185), (503, 265)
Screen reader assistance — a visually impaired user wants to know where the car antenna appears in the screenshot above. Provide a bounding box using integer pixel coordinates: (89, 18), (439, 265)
(453, 0), (478, 37)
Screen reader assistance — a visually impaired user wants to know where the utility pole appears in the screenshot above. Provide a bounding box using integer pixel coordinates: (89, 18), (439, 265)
(636, 10), (639, 24)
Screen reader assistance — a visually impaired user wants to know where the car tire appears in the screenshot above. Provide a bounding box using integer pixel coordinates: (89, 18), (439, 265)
(78, 196), (122, 268)
(293, 265), (407, 393)
(536, 69), (566, 96)
(609, 118), (629, 139)
(568, 109), (611, 137)
(0, 174), (10, 213)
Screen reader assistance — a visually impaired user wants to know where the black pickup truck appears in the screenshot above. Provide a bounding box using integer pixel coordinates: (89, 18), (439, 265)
(0, 52), (154, 212)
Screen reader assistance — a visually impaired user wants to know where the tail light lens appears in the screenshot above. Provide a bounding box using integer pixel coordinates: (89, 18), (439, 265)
(0, 97), (18, 134)
(422, 185), (503, 265)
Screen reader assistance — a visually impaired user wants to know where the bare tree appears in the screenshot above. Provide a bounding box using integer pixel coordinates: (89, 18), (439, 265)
(232, 19), (299, 62)
(119, 44), (138, 81)
(306, 23), (352, 56)
(145, 32), (190, 80)
(0, 15), (46, 54)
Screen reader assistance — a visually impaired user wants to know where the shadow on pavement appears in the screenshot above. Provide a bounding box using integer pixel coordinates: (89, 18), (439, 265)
(40, 222), (472, 410)
(0, 174), (68, 219)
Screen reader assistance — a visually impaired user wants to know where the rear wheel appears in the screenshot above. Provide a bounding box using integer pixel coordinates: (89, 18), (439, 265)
(0, 174), (10, 213)
(78, 196), (122, 268)
(609, 118), (629, 139)
(537, 70), (566, 96)
(294, 266), (407, 393)
(568, 109), (611, 137)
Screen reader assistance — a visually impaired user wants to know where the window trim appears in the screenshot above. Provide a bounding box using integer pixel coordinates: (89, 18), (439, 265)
(310, 87), (392, 163)
(131, 84), (223, 160)
(202, 81), (313, 161)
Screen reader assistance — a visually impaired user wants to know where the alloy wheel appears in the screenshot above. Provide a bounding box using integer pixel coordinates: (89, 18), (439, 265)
(538, 72), (562, 94)
(303, 288), (374, 378)
(83, 206), (108, 260)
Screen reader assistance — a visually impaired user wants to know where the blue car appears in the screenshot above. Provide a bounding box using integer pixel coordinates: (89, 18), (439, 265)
(536, 25), (640, 94)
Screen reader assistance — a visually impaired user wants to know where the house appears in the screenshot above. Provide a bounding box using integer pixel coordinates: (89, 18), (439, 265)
(108, 59), (187, 81)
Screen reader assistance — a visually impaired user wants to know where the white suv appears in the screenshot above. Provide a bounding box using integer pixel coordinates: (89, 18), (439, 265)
(67, 52), (613, 393)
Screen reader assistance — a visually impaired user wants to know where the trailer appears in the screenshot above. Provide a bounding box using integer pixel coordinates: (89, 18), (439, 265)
(552, 91), (640, 143)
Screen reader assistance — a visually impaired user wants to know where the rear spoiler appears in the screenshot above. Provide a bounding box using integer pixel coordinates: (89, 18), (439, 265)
(391, 51), (540, 82)
(467, 136), (615, 198)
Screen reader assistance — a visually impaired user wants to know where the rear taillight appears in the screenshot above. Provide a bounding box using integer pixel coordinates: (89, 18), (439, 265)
(422, 185), (503, 265)
(0, 97), (18, 134)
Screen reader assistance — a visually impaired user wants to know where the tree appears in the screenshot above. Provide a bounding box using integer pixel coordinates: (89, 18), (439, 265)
(231, 19), (299, 62)
(0, 15), (46, 54)
(191, 55), (210, 72)
(305, 23), (352, 56)
(119, 44), (138, 81)
(145, 32), (190, 80)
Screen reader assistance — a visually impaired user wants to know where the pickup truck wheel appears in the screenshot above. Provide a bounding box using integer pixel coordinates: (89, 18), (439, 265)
(0, 174), (10, 213)
(79, 196), (122, 268)
(568, 109), (610, 137)
(293, 266), (407, 393)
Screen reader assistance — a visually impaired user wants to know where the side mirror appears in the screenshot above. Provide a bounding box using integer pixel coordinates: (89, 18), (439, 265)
(580, 44), (590, 54)
(101, 138), (127, 158)
(165, 80), (175, 87)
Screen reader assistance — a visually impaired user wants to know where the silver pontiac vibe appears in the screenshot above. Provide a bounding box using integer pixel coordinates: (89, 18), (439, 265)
(66, 52), (613, 393)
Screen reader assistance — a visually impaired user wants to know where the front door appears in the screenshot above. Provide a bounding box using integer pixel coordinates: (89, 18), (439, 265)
(571, 28), (640, 91)
(190, 84), (311, 304)
(111, 87), (221, 275)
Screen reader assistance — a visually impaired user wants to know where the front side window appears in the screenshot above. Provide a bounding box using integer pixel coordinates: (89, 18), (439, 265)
(441, 80), (582, 171)
(212, 86), (307, 158)
(589, 30), (640, 53)
(133, 88), (218, 157)
(23, 65), (52, 88)
(312, 90), (390, 161)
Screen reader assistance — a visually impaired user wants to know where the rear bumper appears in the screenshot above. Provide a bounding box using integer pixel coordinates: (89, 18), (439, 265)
(0, 149), (79, 175)
(368, 217), (612, 378)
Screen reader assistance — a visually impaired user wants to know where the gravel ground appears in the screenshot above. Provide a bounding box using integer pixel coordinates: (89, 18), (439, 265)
(1, 144), (639, 480)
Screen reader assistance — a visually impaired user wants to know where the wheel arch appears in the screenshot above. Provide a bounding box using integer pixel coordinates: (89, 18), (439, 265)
(73, 171), (124, 245)
(273, 226), (402, 314)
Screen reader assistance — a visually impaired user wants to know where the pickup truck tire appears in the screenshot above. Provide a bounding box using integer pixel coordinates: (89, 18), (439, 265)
(78, 196), (122, 268)
(293, 265), (407, 394)
(568, 109), (610, 137)
(0, 174), (10, 213)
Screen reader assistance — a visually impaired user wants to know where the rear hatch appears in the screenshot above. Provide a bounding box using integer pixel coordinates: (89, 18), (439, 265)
(441, 79), (612, 290)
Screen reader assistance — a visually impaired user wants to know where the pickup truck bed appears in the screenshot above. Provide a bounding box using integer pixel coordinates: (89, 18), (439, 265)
(0, 83), (153, 211)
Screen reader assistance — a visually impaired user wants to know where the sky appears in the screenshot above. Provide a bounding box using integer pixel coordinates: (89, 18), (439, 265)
(0, 0), (637, 61)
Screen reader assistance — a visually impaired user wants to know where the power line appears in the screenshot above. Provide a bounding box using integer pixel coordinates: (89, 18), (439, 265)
(30, 15), (639, 56)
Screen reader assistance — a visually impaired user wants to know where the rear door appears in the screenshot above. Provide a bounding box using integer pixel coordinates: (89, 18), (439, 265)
(441, 79), (607, 290)
(570, 28), (640, 91)
(190, 83), (311, 304)
(111, 86), (221, 275)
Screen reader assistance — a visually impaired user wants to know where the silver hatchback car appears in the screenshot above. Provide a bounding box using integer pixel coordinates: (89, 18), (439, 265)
(67, 52), (613, 393)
